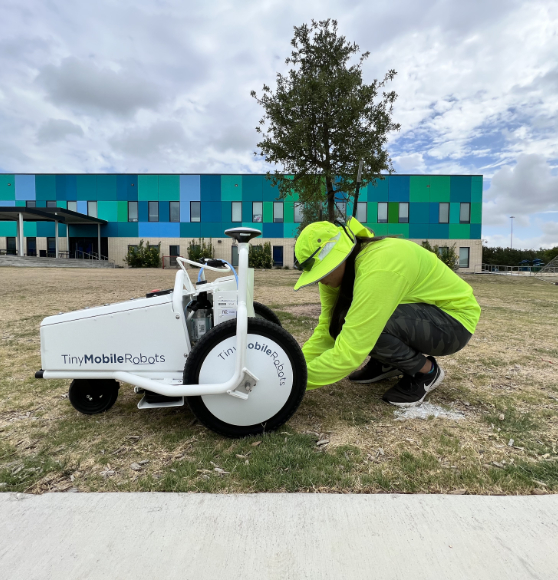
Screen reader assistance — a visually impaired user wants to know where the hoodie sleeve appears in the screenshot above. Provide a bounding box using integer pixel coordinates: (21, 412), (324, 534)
(305, 269), (410, 390)
(301, 283), (338, 366)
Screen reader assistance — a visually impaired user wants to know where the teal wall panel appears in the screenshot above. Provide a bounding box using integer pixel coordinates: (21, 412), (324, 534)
(0, 174), (15, 200)
(449, 203), (460, 224)
(138, 175), (158, 201)
(242, 175), (262, 201)
(77, 175), (97, 201)
(97, 175), (117, 201)
(221, 175), (242, 201)
(0, 222), (17, 236)
(159, 175), (179, 201)
(35, 175), (56, 200)
(367, 176), (389, 201)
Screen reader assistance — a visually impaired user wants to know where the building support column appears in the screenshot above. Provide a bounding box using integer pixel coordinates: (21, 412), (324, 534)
(67, 224), (70, 258)
(97, 224), (101, 260)
(17, 212), (24, 256)
(55, 220), (59, 258)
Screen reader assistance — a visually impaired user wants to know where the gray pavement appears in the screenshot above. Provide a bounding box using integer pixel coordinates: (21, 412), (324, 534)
(1, 492), (557, 580)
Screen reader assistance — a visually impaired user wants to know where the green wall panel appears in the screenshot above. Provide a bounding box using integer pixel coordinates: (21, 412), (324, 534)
(471, 177), (483, 203)
(410, 176), (430, 202)
(471, 202), (482, 224)
(138, 175), (158, 200)
(284, 201), (294, 223)
(98, 201), (118, 222)
(15, 200), (26, 207)
(449, 224), (470, 239)
(429, 176), (450, 202)
(0, 174), (15, 200)
(263, 202), (273, 223)
(367, 202), (378, 223)
(0, 222), (17, 236)
(117, 201), (128, 222)
(449, 203), (460, 224)
(159, 175), (179, 201)
(221, 175), (242, 201)
(76, 175), (97, 200)
(24, 222), (37, 236)
(96, 175), (117, 201)
(388, 223), (409, 237)
(388, 202), (399, 223)
(371, 223), (388, 236)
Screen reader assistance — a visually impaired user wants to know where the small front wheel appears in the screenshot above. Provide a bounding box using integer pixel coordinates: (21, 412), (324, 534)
(68, 379), (120, 415)
(184, 318), (306, 438)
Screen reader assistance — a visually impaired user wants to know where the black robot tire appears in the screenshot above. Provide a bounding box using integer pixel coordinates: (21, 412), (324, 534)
(253, 301), (282, 326)
(68, 379), (119, 415)
(184, 318), (306, 438)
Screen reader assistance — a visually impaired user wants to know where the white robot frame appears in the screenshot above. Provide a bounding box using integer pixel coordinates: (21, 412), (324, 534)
(36, 228), (307, 436)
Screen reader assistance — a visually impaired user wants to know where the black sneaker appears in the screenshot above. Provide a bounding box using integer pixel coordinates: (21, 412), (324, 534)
(382, 356), (445, 407)
(349, 358), (402, 383)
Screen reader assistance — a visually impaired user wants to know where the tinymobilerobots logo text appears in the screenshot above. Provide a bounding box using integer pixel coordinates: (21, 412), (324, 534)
(61, 353), (166, 366)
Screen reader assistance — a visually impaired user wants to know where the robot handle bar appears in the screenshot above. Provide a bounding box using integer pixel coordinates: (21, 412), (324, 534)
(175, 256), (233, 273)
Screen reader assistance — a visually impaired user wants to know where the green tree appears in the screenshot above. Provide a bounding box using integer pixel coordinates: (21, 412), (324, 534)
(249, 242), (273, 269)
(252, 19), (400, 223)
(124, 240), (161, 268)
(187, 238), (215, 263)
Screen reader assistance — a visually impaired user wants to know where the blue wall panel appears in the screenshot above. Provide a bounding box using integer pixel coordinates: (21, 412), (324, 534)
(389, 176), (410, 202)
(429, 224), (449, 239)
(0, 200), (15, 206)
(180, 175), (200, 201)
(201, 222), (225, 238)
(367, 177), (389, 201)
(77, 175), (96, 201)
(200, 175), (221, 201)
(139, 201), (149, 223)
(101, 222), (119, 237)
(201, 201), (220, 222)
(37, 222), (55, 237)
(429, 202), (440, 223)
(242, 201), (252, 222)
(242, 175), (262, 201)
(410, 202), (429, 224)
(139, 222), (180, 237)
(58, 223), (67, 237)
(262, 178), (280, 201)
(221, 201), (232, 222)
(77, 200), (88, 214)
(159, 201), (170, 222)
(409, 224), (430, 239)
(470, 223), (482, 239)
(263, 223), (284, 238)
(97, 175), (117, 201)
(35, 175), (56, 200)
(15, 175), (35, 200)
(450, 176), (472, 202)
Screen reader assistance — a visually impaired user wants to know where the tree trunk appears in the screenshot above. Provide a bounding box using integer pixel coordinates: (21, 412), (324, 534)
(326, 176), (335, 222)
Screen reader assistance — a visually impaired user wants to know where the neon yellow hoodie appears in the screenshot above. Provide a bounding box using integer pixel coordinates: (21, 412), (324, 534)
(302, 238), (481, 390)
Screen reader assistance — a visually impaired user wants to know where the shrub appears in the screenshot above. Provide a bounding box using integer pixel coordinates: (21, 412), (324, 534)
(249, 242), (273, 269)
(124, 240), (161, 268)
(421, 240), (459, 271)
(187, 238), (215, 263)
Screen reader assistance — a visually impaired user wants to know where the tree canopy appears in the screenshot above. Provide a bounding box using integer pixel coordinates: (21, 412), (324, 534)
(251, 19), (400, 222)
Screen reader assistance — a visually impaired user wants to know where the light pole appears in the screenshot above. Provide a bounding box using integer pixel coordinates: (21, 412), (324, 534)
(510, 216), (515, 249)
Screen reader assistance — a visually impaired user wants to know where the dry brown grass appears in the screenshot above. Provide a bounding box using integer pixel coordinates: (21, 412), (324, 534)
(0, 267), (557, 495)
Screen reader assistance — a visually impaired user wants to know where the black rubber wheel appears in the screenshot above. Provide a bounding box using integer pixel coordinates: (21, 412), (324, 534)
(68, 379), (120, 415)
(184, 318), (306, 438)
(253, 301), (282, 327)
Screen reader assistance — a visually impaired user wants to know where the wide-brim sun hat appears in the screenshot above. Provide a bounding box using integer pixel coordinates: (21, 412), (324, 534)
(293, 217), (373, 291)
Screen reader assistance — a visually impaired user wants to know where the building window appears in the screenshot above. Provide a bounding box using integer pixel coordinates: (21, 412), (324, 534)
(67, 201), (77, 212)
(26, 237), (37, 257)
(399, 202), (409, 223)
(294, 203), (303, 223)
(356, 202), (367, 223)
(439, 203), (449, 224)
(231, 245), (239, 267)
(378, 202), (388, 223)
(335, 202), (347, 221)
(87, 201), (97, 217)
(6, 237), (16, 255)
(460, 203), (470, 224)
(148, 201), (159, 222)
(190, 201), (201, 222)
(128, 201), (138, 222)
(252, 202), (263, 223)
(273, 202), (284, 223)
(47, 237), (56, 257)
(438, 246), (449, 258)
(128, 245), (138, 254)
(26, 200), (36, 208)
(170, 201), (180, 223)
(459, 247), (470, 268)
(47, 200), (57, 208)
(232, 201), (242, 223)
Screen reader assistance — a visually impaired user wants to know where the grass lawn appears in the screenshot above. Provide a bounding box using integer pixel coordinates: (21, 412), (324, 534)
(0, 267), (557, 495)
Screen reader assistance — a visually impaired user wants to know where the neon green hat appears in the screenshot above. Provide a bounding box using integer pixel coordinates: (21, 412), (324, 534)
(293, 217), (373, 291)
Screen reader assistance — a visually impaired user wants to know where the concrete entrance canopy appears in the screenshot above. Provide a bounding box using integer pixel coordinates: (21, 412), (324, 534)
(0, 207), (107, 258)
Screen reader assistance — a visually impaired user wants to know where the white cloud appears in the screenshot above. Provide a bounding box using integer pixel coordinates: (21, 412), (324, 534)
(36, 118), (84, 143)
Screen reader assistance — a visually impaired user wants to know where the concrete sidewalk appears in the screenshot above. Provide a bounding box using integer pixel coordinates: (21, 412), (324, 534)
(1, 492), (557, 580)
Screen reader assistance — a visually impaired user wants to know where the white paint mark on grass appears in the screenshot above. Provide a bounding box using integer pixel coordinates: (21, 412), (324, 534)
(394, 402), (465, 421)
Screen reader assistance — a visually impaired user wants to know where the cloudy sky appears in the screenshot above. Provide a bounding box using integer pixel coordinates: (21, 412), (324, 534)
(1, 0), (557, 248)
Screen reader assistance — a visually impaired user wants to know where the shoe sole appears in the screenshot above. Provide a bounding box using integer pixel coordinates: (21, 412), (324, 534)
(388, 366), (446, 408)
(350, 369), (403, 384)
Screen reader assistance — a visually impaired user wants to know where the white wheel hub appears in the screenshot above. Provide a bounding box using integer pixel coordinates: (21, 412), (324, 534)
(199, 334), (294, 426)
